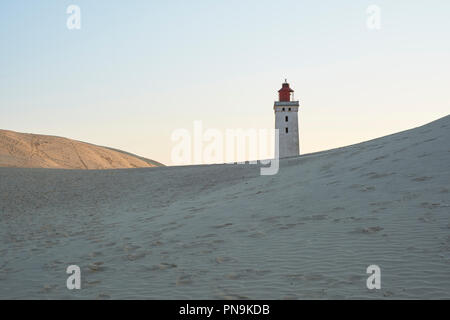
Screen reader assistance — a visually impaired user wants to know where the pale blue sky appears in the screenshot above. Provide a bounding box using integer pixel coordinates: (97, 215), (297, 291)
(1, 1), (449, 165)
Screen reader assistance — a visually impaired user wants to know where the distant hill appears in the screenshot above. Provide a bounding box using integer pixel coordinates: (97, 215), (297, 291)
(0, 129), (164, 169)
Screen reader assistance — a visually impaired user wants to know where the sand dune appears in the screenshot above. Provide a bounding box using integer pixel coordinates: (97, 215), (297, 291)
(0, 116), (449, 299)
(0, 129), (163, 169)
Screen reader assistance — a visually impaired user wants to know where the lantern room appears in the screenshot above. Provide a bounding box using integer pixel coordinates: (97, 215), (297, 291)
(278, 80), (294, 102)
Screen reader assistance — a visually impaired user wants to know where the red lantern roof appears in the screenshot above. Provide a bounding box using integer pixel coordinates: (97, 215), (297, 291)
(278, 81), (294, 102)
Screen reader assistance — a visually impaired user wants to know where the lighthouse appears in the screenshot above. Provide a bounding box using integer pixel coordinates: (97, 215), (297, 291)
(274, 80), (300, 158)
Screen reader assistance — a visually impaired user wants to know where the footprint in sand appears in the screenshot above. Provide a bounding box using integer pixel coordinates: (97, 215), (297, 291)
(126, 251), (147, 261)
(215, 256), (237, 264)
(96, 293), (111, 300)
(89, 251), (103, 258)
(87, 262), (105, 272)
(41, 284), (58, 293)
(123, 244), (141, 252)
(150, 240), (163, 247)
(419, 216), (434, 223)
(420, 202), (446, 209)
(372, 155), (388, 161)
(85, 280), (101, 286)
(248, 230), (266, 238)
(151, 262), (177, 271)
(278, 223), (304, 230)
(224, 273), (240, 280)
(176, 274), (193, 286)
(366, 172), (394, 179)
(352, 226), (384, 234)
(215, 288), (250, 300)
(412, 176), (433, 182)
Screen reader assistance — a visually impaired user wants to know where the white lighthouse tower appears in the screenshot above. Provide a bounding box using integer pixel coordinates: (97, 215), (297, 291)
(274, 80), (300, 158)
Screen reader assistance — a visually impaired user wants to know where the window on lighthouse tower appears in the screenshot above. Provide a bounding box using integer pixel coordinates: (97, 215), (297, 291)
(285, 127), (289, 134)
(285, 116), (288, 122)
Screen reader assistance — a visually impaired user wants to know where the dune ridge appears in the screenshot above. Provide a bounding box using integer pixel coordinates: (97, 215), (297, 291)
(0, 129), (163, 169)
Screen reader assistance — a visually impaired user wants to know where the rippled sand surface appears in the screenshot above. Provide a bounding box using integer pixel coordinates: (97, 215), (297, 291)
(1, 116), (449, 299)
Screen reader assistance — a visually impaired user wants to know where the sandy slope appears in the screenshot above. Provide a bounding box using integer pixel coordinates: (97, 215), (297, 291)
(0, 129), (163, 169)
(0, 116), (449, 299)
